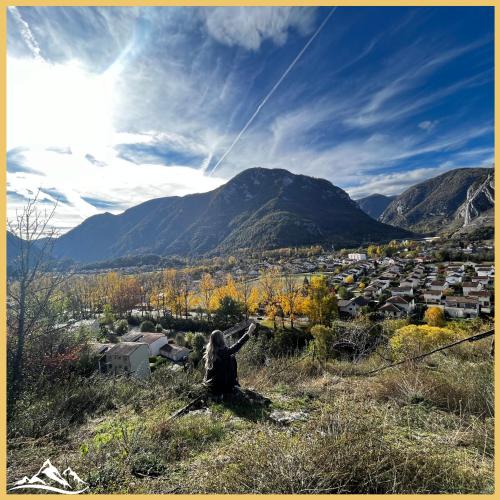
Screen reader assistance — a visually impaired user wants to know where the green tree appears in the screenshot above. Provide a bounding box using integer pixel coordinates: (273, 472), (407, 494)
(214, 296), (244, 326)
(114, 319), (128, 335)
(310, 324), (336, 360)
(100, 304), (115, 332)
(193, 332), (206, 352)
(188, 332), (206, 368)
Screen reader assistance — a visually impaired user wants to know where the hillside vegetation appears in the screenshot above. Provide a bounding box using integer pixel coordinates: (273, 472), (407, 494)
(8, 318), (493, 494)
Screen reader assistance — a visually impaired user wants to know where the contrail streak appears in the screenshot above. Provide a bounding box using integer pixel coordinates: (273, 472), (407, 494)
(8, 6), (43, 61)
(208, 7), (337, 176)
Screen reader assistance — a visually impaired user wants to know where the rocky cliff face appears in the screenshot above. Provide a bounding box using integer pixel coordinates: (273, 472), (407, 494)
(456, 171), (494, 226)
(380, 167), (494, 234)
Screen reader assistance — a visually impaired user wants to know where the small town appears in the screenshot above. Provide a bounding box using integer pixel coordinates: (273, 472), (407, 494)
(59, 236), (493, 380)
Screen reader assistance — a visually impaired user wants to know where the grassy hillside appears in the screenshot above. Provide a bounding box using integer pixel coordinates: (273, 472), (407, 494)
(8, 324), (493, 494)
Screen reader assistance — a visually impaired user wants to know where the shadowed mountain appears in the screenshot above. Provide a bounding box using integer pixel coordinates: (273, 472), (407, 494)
(52, 168), (413, 263)
(380, 167), (494, 234)
(7, 231), (44, 265)
(356, 194), (396, 219)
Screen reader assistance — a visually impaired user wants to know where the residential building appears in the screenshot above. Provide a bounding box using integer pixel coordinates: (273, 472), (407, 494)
(429, 280), (446, 291)
(379, 302), (406, 318)
(444, 296), (480, 319)
(462, 281), (482, 295)
(338, 296), (369, 317)
(391, 286), (414, 297)
(423, 289), (442, 304)
(348, 253), (367, 261)
(121, 332), (170, 356)
(386, 295), (415, 313)
(159, 342), (191, 362)
(468, 290), (493, 314)
(105, 342), (151, 379)
(445, 273), (463, 285)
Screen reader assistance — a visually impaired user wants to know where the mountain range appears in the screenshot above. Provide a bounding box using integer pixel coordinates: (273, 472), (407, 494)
(356, 194), (396, 219)
(379, 167), (494, 234)
(50, 168), (411, 263)
(8, 166), (494, 265)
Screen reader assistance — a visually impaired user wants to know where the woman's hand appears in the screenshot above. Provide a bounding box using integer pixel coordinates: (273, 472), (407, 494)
(247, 322), (257, 335)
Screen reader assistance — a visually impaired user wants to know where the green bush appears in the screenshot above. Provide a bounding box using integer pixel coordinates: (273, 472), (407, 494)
(129, 451), (166, 477)
(86, 462), (124, 493)
(140, 320), (156, 333)
(193, 332), (206, 352)
(374, 359), (494, 417)
(268, 328), (312, 357)
(151, 413), (226, 461)
(114, 319), (129, 335)
(309, 325), (336, 360)
(155, 323), (163, 333)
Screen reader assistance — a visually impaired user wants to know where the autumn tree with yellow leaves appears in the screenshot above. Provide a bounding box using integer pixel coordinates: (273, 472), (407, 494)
(260, 267), (281, 328)
(280, 273), (303, 328)
(199, 273), (217, 319)
(303, 275), (338, 326)
(424, 306), (446, 327)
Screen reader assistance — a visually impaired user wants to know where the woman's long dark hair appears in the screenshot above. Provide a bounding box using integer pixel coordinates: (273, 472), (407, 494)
(204, 330), (226, 370)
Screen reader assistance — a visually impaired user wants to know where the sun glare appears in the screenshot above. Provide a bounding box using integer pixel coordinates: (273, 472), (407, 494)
(8, 57), (116, 154)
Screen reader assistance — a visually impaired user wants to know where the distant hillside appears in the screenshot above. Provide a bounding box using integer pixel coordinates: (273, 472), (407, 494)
(356, 194), (396, 219)
(53, 168), (412, 263)
(7, 231), (45, 265)
(380, 168), (494, 234)
(7, 231), (23, 263)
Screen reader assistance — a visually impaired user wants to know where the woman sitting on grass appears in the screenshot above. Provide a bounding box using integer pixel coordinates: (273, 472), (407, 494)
(203, 322), (256, 397)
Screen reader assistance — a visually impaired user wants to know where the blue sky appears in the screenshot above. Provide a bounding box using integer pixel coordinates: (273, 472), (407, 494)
(7, 6), (494, 231)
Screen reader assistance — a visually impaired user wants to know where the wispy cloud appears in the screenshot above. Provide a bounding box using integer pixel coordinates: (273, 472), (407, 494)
(347, 156), (494, 199)
(7, 147), (227, 230)
(6, 6), (493, 231)
(8, 7), (43, 60)
(203, 7), (317, 51)
(209, 7), (336, 175)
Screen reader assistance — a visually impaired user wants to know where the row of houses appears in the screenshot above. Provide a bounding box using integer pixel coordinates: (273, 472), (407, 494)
(339, 258), (493, 320)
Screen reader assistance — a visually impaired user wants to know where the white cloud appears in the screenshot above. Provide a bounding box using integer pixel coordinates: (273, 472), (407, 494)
(203, 7), (316, 51)
(345, 155), (494, 199)
(418, 120), (438, 131)
(7, 148), (227, 231)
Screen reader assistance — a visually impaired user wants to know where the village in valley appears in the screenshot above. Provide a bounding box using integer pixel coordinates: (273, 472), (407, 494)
(71, 235), (494, 380)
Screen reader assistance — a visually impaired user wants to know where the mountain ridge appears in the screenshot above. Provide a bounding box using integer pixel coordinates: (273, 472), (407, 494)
(52, 168), (412, 263)
(356, 193), (396, 219)
(380, 167), (494, 234)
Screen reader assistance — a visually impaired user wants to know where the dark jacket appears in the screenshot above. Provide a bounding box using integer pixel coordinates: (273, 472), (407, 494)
(204, 333), (250, 395)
